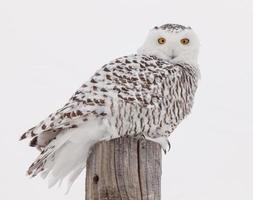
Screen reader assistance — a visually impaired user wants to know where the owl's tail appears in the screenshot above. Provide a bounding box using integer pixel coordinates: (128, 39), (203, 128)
(27, 119), (111, 193)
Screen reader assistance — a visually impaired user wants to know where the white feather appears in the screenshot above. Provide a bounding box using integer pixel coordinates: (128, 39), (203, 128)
(40, 119), (111, 191)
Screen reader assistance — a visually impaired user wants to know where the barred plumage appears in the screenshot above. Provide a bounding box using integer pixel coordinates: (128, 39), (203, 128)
(20, 23), (200, 190)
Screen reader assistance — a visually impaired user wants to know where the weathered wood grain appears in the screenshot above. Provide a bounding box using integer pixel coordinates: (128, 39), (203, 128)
(85, 136), (162, 200)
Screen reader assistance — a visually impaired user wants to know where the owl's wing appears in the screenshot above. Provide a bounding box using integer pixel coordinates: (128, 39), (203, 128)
(20, 84), (107, 147)
(20, 83), (109, 178)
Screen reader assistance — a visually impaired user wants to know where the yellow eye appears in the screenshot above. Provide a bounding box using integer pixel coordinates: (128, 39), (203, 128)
(180, 38), (190, 45)
(158, 37), (166, 45)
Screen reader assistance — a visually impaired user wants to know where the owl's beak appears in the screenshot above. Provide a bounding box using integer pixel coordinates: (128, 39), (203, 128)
(170, 55), (176, 59)
(169, 50), (177, 60)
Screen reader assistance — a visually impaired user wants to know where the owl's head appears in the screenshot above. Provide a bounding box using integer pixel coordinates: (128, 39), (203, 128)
(137, 24), (200, 66)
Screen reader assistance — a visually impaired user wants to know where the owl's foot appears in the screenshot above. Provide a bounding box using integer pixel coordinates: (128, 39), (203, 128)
(145, 136), (171, 154)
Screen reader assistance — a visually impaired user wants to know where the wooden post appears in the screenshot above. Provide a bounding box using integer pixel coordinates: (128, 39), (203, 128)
(85, 136), (162, 200)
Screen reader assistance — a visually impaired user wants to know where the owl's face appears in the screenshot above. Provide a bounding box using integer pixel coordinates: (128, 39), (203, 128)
(138, 24), (200, 66)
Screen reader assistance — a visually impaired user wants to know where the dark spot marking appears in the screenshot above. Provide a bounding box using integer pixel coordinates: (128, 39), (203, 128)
(41, 124), (46, 130)
(116, 66), (123, 70)
(92, 111), (97, 115)
(64, 112), (71, 118)
(128, 97), (135, 101)
(71, 112), (77, 117)
(100, 112), (107, 116)
(106, 74), (112, 80)
(131, 77), (138, 81)
(20, 133), (27, 140)
(91, 79), (97, 83)
(99, 99), (105, 104)
(29, 136), (38, 147)
(113, 86), (120, 92)
(74, 91), (81, 95)
(103, 67), (110, 72)
(76, 110), (83, 116)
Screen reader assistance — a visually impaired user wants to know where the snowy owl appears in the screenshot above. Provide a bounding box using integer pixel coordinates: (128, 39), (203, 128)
(20, 23), (200, 190)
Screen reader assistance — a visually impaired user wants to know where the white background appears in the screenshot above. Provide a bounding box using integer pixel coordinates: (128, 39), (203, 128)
(0, 0), (253, 199)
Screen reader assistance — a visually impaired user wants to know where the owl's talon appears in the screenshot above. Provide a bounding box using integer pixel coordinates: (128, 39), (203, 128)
(167, 140), (171, 152)
(145, 136), (171, 153)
